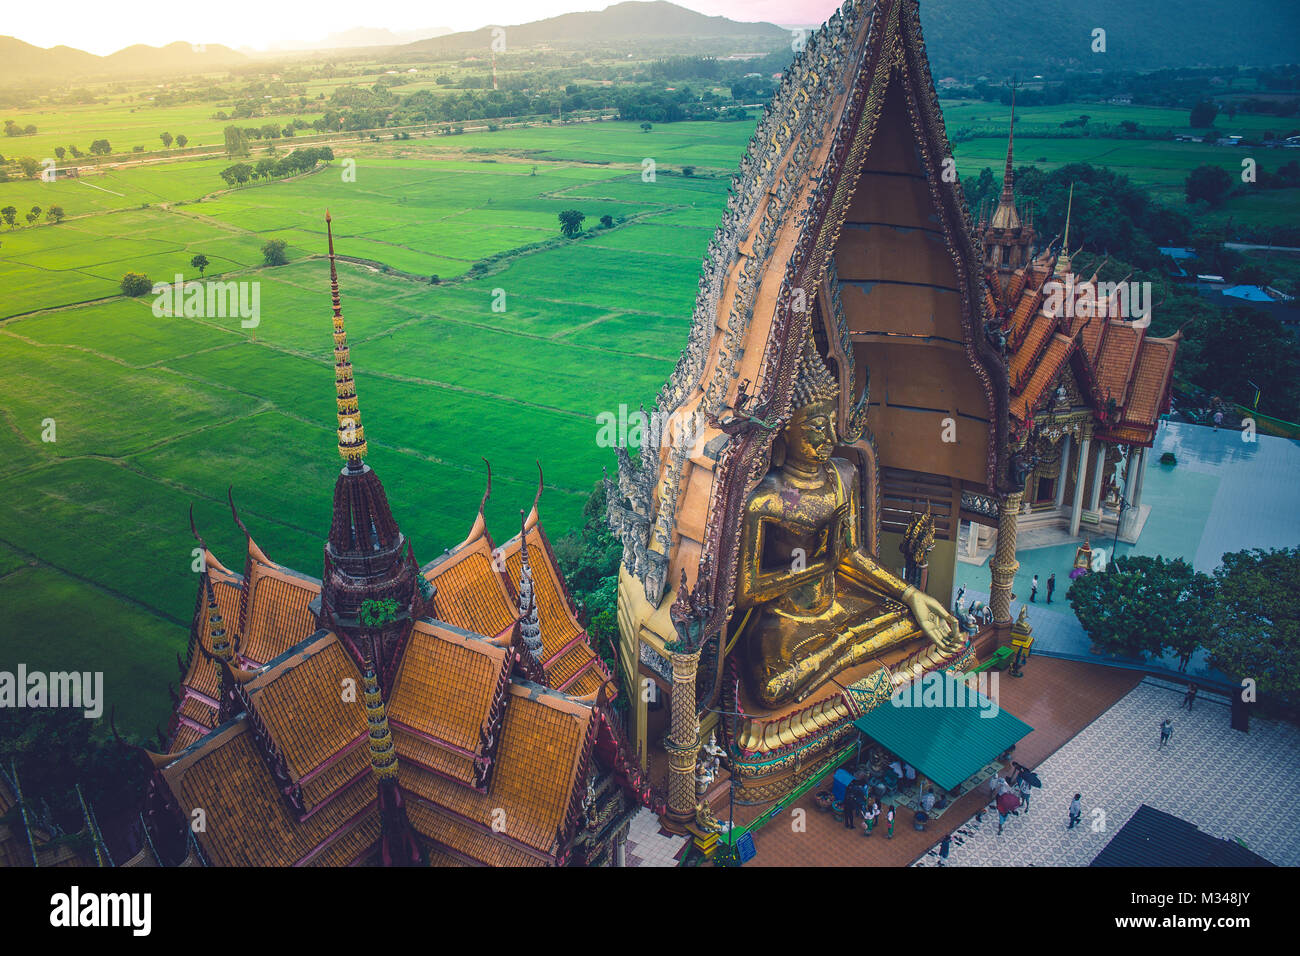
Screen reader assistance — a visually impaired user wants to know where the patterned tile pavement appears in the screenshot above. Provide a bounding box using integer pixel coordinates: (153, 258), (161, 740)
(913, 678), (1300, 867)
(624, 807), (688, 867)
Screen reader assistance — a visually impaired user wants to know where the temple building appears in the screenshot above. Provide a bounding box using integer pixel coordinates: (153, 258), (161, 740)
(604, 0), (1177, 840)
(128, 216), (653, 868)
(979, 158), (1180, 549)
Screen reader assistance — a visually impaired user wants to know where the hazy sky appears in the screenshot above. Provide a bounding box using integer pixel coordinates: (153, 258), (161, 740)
(8, 0), (841, 55)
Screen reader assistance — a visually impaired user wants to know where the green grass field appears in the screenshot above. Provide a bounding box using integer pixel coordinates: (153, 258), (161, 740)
(0, 107), (1290, 737)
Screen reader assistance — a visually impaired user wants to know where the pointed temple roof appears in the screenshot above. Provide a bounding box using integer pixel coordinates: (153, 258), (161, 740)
(987, 199), (1179, 447)
(146, 224), (647, 867)
(608, 0), (1008, 640)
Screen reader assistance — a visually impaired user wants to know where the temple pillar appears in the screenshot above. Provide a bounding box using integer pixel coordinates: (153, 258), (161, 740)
(1131, 447), (1147, 511)
(989, 492), (1022, 634)
(662, 647), (701, 833)
(966, 520), (979, 558)
(1069, 431), (1092, 537)
(1089, 440), (1106, 512)
(1054, 435), (1072, 509)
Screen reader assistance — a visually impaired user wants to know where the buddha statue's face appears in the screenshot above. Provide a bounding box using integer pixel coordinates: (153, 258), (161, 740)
(784, 401), (837, 464)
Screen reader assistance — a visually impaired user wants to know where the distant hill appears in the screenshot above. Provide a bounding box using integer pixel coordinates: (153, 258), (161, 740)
(402, 1), (789, 54)
(274, 26), (455, 52)
(0, 36), (247, 82)
(918, 0), (1300, 76)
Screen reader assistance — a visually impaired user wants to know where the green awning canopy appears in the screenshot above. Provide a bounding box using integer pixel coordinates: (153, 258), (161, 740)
(851, 673), (1034, 792)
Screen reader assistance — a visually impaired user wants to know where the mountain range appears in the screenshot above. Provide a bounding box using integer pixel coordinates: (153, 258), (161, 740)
(2, 0), (1297, 83)
(0, 37), (247, 81)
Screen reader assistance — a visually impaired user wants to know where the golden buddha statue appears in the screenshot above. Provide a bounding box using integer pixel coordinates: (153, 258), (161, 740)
(734, 336), (962, 708)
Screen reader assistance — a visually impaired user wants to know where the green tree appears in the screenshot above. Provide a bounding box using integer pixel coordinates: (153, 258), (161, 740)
(682, 166), (695, 177)
(0, 708), (147, 839)
(222, 125), (249, 158)
(1185, 164), (1233, 207)
(44, 205), (64, 224)
(53, 146), (66, 161)
(1190, 100), (1218, 128)
(1, 206), (16, 228)
(557, 209), (585, 238)
(175, 134), (188, 148)
(261, 238), (288, 266)
(640, 122), (652, 132)
(1068, 555), (1211, 661)
(88, 139), (111, 156)
(18, 157), (41, 179)
(600, 214), (614, 228)
(190, 253), (209, 276)
(159, 131), (173, 148)
(1205, 548), (1300, 703)
(120, 272), (152, 296)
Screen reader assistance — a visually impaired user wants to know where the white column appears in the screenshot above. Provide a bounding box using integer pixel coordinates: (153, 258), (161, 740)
(1089, 441), (1106, 512)
(1070, 434), (1091, 537)
(1130, 447), (1147, 511)
(966, 520), (979, 558)
(1054, 435), (1072, 509)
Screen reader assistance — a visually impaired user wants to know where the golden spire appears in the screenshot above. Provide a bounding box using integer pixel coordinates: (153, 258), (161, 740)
(989, 83), (1021, 231)
(327, 212), (367, 465)
(362, 661), (400, 780)
(1054, 183), (1075, 277)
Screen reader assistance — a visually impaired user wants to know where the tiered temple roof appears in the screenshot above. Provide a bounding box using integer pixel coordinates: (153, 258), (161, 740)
(990, 248), (1179, 448)
(982, 137), (1179, 448)
(139, 216), (647, 867)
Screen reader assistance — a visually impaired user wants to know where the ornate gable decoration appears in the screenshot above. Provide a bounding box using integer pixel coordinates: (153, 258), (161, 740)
(606, 0), (1005, 640)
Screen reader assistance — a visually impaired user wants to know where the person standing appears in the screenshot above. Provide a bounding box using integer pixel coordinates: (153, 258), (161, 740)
(863, 799), (880, 837)
(1030, 574), (1039, 602)
(843, 779), (862, 829)
(1067, 793), (1083, 830)
(1160, 718), (1174, 748)
(1183, 682), (1198, 712)
(1017, 775), (1032, 814)
(1046, 573), (1056, 603)
(938, 833), (951, 866)
(886, 805), (896, 839)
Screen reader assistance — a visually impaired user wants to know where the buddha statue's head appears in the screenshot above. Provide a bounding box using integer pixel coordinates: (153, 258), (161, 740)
(781, 335), (841, 466)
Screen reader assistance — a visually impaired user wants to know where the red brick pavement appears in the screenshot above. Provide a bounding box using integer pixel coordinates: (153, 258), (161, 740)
(742, 658), (1143, 867)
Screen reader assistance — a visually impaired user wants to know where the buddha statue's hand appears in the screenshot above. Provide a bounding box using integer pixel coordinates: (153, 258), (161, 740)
(903, 587), (963, 653)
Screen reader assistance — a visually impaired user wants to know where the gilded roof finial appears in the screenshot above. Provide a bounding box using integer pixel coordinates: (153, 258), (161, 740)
(517, 510), (545, 667)
(1054, 183), (1075, 277)
(362, 659), (399, 780)
(1002, 82), (1016, 195)
(327, 212), (367, 467)
(990, 82), (1022, 231)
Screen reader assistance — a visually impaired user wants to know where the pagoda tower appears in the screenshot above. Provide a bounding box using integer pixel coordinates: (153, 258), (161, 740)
(979, 90), (1035, 288)
(316, 211), (424, 690)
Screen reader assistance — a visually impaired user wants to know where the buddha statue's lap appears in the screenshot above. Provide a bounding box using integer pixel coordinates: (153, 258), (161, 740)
(734, 335), (961, 709)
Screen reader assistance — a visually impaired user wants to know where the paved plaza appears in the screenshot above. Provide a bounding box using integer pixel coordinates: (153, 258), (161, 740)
(956, 420), (1300, 681)
(624, 807), (688, 867)
(915, 678), (1300, 867)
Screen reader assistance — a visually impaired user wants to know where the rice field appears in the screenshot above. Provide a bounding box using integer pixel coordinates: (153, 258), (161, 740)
(0, 110), (1286, 735)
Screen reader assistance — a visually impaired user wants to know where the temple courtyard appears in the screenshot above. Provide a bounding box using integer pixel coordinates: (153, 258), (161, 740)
(957, 419), (1300, 680)
(915, 677), (1300, 867)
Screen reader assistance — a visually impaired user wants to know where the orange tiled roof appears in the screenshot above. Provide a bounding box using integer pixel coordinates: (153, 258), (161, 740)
(1121, 337), (1178, 426)
(388, 619), (512, 783)
(162, 721), (379, 867)
(245, 636), (367, 806)
(397, 684), (592, 859)
(240, 563), (321, 666)
(1009, 314), (1055, 391)
(1094, 321), (1143, 408)
(1010, 334), (1074, 421)
(422, 541), (517, 638)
